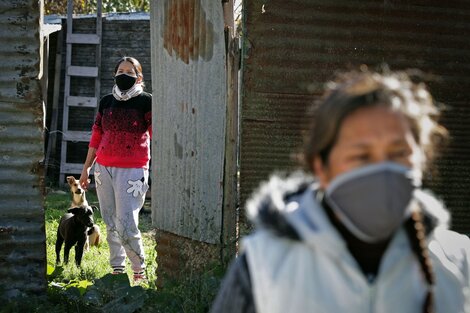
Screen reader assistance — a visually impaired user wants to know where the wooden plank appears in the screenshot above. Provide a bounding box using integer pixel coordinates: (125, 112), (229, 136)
(62, 131), (92, 142)
(60, 163), (89, 174)
(59, 140), (68, 185)
(66, 96), (97, 107)
(67, 0), (73, 34)
(221, 6), (239, 262)
(67, 33), (100, 44)
(95, 0), (102, 110)
(45, 27), (63, 175)
(60, 0), (74, 185)
(67, 66), (98, 77)
(62, 47), (72, 132)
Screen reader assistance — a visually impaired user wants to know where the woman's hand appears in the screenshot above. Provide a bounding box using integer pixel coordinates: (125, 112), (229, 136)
(80, 147), (97, 190)
(79, 168), (91, 190)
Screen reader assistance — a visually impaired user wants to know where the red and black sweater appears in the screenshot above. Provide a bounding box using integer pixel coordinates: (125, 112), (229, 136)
(89, 92), (152, 168)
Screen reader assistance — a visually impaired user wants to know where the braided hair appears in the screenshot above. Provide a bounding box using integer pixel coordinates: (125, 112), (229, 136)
(404, 210), (435, 313)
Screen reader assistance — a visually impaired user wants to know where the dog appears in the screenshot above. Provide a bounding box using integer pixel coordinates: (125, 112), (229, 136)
(67, 175), (89, 207)
(66, 176), (101, 250)
(55, 206), (95, 266)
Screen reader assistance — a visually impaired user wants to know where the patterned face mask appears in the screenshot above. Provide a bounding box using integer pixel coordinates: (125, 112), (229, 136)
(324, 162), (420, 243)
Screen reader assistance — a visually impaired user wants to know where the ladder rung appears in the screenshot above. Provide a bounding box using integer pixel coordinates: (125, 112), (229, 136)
(67, 33), (100, 44)
(61, 163), (87, 174)
(67, 96), (97, 107)
(62, 131), (91, 142)
(67, 66), (98, 77)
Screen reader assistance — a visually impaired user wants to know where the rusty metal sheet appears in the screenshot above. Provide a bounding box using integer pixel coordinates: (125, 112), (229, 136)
(150, 0), (226, 244)
(0, 0), (46, 297)
(240, 0), (470, 233)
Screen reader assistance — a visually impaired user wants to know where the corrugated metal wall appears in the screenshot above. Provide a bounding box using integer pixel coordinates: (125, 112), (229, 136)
(0, 0), (46, 297)
(240, 1), (470, 233)
(150, 0), (226, 244)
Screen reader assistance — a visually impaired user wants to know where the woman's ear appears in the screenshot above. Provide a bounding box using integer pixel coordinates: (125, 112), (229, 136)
(313, 156), (329, 189)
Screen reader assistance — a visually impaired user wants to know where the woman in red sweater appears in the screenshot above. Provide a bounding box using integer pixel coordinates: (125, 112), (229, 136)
(79, 56), (151, 282)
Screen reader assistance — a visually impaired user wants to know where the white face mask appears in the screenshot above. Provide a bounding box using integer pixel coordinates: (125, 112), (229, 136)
(324, 162), (420, 243)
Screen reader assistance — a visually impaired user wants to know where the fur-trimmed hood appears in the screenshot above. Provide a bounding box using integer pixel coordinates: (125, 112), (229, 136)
(245, 171), (451, 244)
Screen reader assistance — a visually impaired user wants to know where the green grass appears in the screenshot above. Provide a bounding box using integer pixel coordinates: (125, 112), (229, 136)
(45, 190), (157, 286)
(2, 188), (224, 313)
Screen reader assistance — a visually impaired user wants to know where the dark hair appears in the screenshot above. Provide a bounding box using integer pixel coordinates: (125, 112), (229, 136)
(404, 211), (435, 313)
(114, 56), (145, 88)
(304, 68), (446, 313)
(303, 68), (447, 172)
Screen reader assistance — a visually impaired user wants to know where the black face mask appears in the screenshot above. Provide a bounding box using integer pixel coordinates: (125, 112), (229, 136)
(115, 74), (137, 91)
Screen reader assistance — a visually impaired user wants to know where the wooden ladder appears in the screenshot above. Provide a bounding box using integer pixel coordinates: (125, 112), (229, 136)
(59, 0), (102, 184)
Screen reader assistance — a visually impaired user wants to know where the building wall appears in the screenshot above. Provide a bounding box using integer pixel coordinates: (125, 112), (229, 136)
(240, 1), (470, 234)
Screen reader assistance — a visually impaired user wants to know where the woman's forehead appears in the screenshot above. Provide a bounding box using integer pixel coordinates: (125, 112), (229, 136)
(336, 106), (413, 145)
(117, 61), (136, 71)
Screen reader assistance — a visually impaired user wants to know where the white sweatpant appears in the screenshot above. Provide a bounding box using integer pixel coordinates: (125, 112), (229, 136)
(94, 163), (148, 272)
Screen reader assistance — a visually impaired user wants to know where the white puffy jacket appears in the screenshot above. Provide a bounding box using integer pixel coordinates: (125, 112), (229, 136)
(241, 173), (470, 313)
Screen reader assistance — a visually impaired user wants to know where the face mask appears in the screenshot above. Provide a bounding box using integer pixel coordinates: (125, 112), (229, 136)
(115, 73), (137, 91)
(324, 162), (420, 243)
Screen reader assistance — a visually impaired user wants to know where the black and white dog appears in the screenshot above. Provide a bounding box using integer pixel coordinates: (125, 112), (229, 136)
(66, 176), (101, 250)
(55, 206), (95, 267)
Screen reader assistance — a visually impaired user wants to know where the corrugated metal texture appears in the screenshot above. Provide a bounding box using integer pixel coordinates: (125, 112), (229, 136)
(0, 0), (46, 297)
(240, 0), (470, 233)
(150, 0), (226, 244)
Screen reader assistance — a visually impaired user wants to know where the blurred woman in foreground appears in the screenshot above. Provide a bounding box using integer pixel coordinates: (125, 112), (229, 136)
(211, 69), (470, 313)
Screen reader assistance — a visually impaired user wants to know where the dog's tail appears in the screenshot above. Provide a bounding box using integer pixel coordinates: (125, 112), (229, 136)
(88, 225), (101, 246)
(92, 232), (101, 246)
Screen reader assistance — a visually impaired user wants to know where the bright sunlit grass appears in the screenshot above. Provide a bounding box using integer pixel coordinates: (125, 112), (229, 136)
(2, 187), (223, 312)
(45, 189), (158, 287)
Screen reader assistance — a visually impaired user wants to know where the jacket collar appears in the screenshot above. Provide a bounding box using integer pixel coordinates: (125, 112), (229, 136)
(246, 171), (450, 256)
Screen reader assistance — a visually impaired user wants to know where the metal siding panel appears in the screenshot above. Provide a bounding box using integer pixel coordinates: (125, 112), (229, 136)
(150, 0), (226, 244)
(0, 0), (46, 297)
(240, 0), (470, 233)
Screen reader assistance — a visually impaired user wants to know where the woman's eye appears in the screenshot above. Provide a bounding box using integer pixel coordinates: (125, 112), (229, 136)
(389, 149), (409, 159)
(349, 154), (369, 162)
